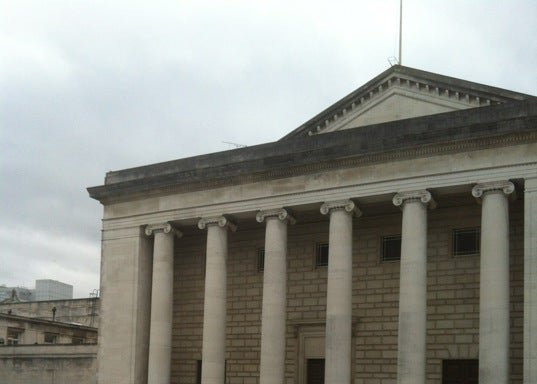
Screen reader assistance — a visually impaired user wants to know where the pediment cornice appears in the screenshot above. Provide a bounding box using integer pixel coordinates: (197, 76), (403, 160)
(282, 65), (533, 140)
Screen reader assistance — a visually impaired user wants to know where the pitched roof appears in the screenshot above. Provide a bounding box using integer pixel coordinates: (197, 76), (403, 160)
(281, 65), (534, 140)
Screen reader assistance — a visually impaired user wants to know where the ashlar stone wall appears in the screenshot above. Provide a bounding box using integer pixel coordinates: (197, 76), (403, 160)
(170, 201), (523, 384)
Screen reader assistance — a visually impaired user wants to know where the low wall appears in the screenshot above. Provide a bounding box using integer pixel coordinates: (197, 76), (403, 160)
(0, 344), (97, 384)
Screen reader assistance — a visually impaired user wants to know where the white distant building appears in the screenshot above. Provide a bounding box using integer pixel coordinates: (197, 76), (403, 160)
(35, 280), (73, 301)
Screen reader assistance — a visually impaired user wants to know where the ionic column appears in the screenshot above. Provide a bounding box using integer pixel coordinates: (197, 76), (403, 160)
(524, 177), (537, 384)
(472, 181), (514, 384)
(256, 209), (295, 384)
(393, 190), (435, 384)
(320, 200), (360, 384)
(145, 223), (182, 384)
(198, 216), (236, 384)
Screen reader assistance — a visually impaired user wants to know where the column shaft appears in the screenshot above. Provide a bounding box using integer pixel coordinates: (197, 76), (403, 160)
(524, 177), (537, 383)
(398, 201), (427, 384)
(200, 220), (231, 384)
(147, 227), (176, 384)
(259, 211), (291, 384)
(479, 190), (510, 383)
(393, 190), (433, 384)
(321, 201), (357, 384)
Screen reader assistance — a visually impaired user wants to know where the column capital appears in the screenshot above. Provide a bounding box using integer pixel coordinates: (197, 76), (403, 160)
(144, 223), (182, 237)
(198, 216), (237, 232)
(320, 199), (362, 217)
(256, 208), (296, 224)
(393, 190), (436, 209)
(472, 181), (515, 200)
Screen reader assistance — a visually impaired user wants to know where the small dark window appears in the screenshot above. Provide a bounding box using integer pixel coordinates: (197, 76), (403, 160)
(316, 243), (329, 267)
(7, 328), (23, 345)
(453, 228), (480, 256)
(44, 333), (58, 344)
(257, 249), (265, 272)
(442, 359), (478, 384)
(382, 235), (401, 262)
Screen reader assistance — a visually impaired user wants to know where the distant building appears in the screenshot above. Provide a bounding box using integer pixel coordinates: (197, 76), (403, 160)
(0, 313), (97, 384)
(35, 279), (73, 301)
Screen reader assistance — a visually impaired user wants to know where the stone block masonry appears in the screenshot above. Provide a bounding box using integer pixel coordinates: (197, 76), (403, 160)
(170, 201), (523, 383)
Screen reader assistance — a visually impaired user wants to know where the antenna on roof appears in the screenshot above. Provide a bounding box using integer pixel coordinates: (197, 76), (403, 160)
(398, 0), (403, 65)
(222, 141), (247, 149)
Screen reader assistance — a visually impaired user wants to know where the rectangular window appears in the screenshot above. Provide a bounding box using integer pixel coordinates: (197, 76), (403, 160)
(316, 243), (329, 267)
(453, 228), (480, 256)
(7, 328), (23, 345)
(257, 248), (265, 272)
(442, 359), (478, 384)
(44, 332), (58, 344)
(382, 235), (402, 262)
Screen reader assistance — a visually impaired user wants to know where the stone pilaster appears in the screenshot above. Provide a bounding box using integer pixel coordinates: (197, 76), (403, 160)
(320, 200), (360, 384)
(256, 209), (295, 384)
(393, 190), (435, 384)
(145, 223), (182, 384)
(472, 181), (514, 384)
(524, 177), (537, 384)
(198, 216), (236, 384)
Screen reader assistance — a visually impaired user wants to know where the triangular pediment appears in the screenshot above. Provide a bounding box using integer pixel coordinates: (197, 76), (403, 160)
(282, 65), (532, 139)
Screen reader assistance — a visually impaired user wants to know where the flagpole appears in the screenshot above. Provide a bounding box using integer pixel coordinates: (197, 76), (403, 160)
(399, 0), (403, 65)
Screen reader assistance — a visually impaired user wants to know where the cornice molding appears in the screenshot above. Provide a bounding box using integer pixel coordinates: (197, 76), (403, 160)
(256, 208), (296, 225)
(472, 181), (515, 200)
(90, 130), (537, 205)
(320, 200), (362, 217)
(198, 216), (237, 232)
(393, 190), (436, 209)
(100, 162), (537, 229)
(144, 222), (182, 237)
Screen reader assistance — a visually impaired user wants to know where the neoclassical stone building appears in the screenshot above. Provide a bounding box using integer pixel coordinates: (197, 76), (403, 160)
(88, 66), (537, 384)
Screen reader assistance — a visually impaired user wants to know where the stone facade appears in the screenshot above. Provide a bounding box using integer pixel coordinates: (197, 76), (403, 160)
(169, 201), (523, 383)
(88, 66), (537, 384)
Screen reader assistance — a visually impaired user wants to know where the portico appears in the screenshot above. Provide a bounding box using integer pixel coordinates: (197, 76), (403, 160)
(88, 66), (537, 384)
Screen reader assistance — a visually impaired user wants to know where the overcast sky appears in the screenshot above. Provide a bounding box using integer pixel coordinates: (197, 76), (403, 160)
(1, 1), (536, 298)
